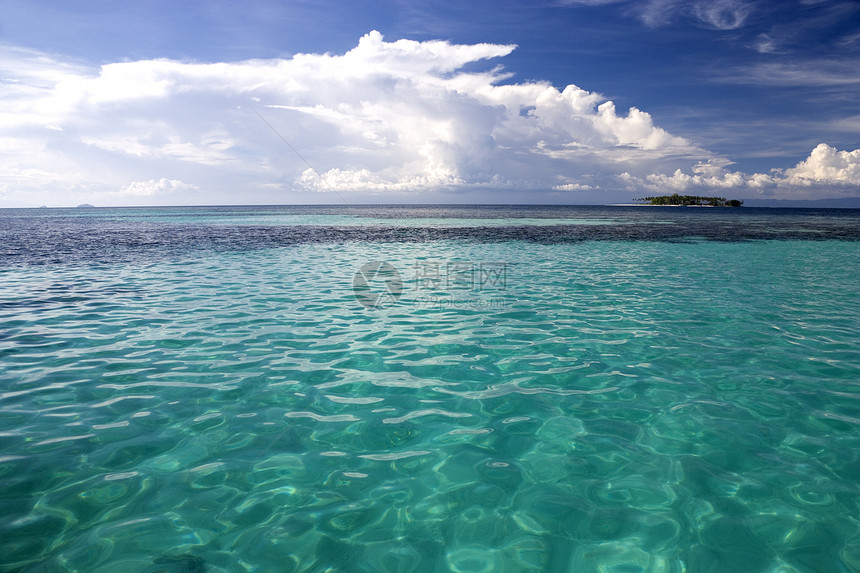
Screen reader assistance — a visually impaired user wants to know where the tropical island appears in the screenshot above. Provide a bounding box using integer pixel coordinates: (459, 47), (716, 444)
(636, 194), (743, 207)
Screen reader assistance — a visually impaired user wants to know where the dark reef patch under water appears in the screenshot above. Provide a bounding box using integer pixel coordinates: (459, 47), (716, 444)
(1, 205), (858, 267)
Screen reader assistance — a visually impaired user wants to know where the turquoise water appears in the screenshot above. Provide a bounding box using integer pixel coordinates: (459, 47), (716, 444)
(1, 207), (860, 572)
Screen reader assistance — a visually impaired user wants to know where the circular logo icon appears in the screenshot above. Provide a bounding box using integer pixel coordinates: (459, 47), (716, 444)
(352, 261), (403, 309)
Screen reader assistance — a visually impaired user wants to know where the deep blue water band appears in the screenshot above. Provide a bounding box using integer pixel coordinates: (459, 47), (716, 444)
(2, 205), (859, 267)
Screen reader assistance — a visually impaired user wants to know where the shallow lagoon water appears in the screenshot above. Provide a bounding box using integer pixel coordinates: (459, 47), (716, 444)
(1, 206), (859, 572)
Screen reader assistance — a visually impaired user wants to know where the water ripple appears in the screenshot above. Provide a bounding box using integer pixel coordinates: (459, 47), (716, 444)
(0, 216), (858, 571)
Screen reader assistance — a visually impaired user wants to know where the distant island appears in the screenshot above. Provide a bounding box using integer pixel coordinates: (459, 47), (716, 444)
(636, 194), (743, 207)
(76, 203), (96, 208)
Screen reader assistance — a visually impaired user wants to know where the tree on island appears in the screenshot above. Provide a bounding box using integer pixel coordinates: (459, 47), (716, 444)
(636, 194), (743, 207)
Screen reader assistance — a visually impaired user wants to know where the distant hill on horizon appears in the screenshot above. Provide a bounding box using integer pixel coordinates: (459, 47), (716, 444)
(741, 197), (860, 209)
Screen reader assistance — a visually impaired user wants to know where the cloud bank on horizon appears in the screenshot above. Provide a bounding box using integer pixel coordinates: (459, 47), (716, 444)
(1, 30), (858, 206)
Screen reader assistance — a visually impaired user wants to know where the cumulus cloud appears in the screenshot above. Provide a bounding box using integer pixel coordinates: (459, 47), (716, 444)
(56, 178), (201, 207)
(117, 178), (198, 197)
(621, 143), (860, 197)
(621, 161), (749, 192)
(552, 182), (596, 191)
(0, 31), (856, 205)
(783, 143), (860, 186)
(0, 31), (716, 205)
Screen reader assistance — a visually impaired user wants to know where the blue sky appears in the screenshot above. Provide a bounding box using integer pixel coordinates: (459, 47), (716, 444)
(1, 0), (858, 206)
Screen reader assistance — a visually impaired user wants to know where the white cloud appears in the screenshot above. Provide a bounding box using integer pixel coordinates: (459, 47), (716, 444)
(692, 0), (752, 30)
(603, 0), (753, 29)
(553, 182), (596, 191)
(117, 178), (198, 197)
(0, 31), (717, 205)
(719, 60), (860, 87)
(633, 161), (750, 191)
(621, 143), (860, 198)
(754, 34), (779, 54)
(783, 143), (860, 186)
(635, 0), (683, 27)
(0, 31), (856, 206)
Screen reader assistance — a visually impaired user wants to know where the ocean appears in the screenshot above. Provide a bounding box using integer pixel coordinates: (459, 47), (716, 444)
(1, 205), (859, 572)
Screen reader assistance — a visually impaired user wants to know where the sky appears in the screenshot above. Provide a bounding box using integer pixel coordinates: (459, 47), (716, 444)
(1, 0), (859, 206)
